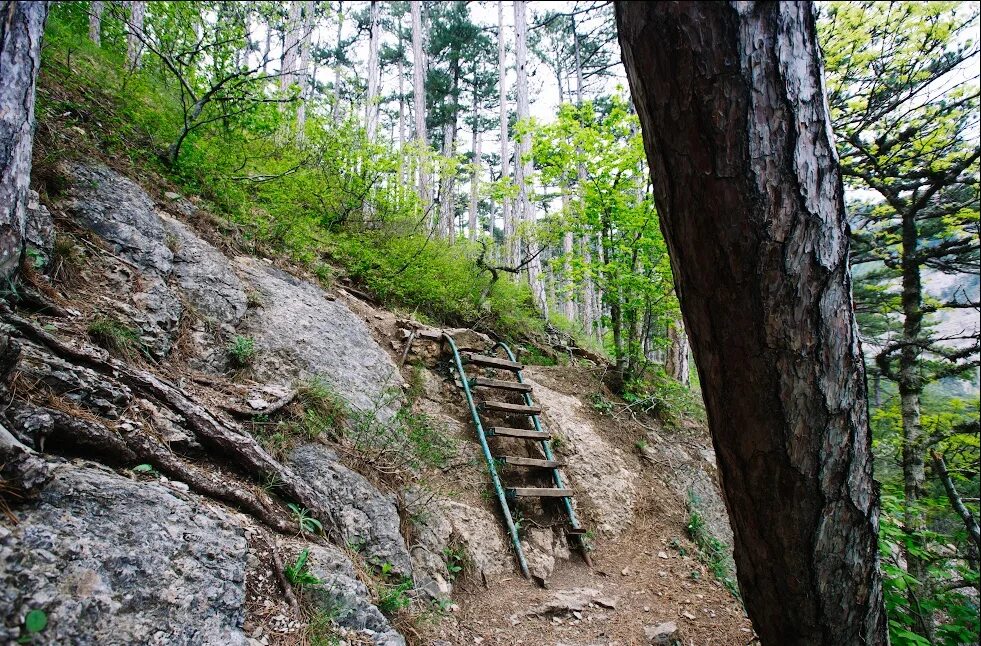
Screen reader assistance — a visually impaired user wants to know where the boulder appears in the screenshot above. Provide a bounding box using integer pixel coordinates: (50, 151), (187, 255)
(0, 462), (249, 645)
(236, 258), (403, 421)
(288, 444), (411, 578)
(303, 544), (405, 646)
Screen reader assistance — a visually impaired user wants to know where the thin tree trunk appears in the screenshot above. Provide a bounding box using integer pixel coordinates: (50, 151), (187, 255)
(440, 116), (457, 240)
(331, 0), (345, 120)
(88, 0), (103, 45)
(513, 0), (547, 315)
(397, 53), (407, 190)
(899, 206), (932, 640)
(365, 0), (381, 140)
(497, 0), (513, 263)
(410, 0), (431, 218)
(665, 321), (690, 386)
(469, 116), (482, 241)
(617, 3), (887, 645)
(0, 0), (48, 282)
(126, 1), (146, 70)
(281, 1), (302, 91)
(295, 1), (316, 136)
(561, 204), (576, 321)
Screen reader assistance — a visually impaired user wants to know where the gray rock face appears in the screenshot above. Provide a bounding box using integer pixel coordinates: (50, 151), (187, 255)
(236, 258), (403, 421)
(25, 190), (54, 265)
(16, 342), (131, 419)
(59, 161), (173, 274)
(303, 544), (405, 646)
(288, 444), (411, 578)
(161, 214), (246, 326)
(0, 462), (249, 645)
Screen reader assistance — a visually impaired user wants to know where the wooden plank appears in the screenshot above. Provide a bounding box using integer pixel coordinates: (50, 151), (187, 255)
(566, 527), (589, 536)
(481, 400), (542, 415)
(508, 487), (573, 498)
(501, 455), (565, 469)
(462, 352), (523, 371)
(486, 427), (551, 440)
(471, 376), (532, 392)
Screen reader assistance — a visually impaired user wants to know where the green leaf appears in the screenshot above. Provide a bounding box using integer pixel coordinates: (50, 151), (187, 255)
(131, 464), (155, 474)
(24, 609), (47, 634)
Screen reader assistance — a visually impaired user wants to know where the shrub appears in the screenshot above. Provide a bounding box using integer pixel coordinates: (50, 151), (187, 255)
(87, 316), (143, 358)
(227, 335), (256, 368)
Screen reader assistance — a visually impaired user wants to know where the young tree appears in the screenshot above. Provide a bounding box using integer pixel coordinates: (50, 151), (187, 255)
(617, 3), (887, 645)
(410, 0), (431, 217)
(820, 3), (980, 640)
(365, 0), (381, 140)
(0, 0), (48, 283)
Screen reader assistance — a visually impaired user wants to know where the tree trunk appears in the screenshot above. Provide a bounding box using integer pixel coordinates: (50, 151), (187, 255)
(126, 1), (145, 70)
(331, 0), (345, 121)
(665, 322), (690, 387)
(497, 0), (513, 264)
(898, 207), (932, 640)
(397, 52), (407, 191)
(88, 0), (103, 45)
(365, 0), (381, 140)
(294, 1), (316, 136)
(616, 3), (887, 645)
(281, 1), (302, 91)
(439, 116), (457, 240)
(0, 1), (48, 282)
(469, 111), (482, 241)
(410, 0), (431, 218)
(513, 0), (547, 315)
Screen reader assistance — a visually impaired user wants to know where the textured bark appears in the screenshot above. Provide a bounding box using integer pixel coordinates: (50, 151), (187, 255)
(126, 0), (145, 69)
(280, 1), (302, 91)
(665, 322), (690, 387)
(0, 1), (48, 282)
(616, 3), (887, 645)
(512, 0), (547, 315)
(294, 1), (316, 136)
(469, 113), (482, 241)
(497, 0), (514, 262)
(365, 0), (380, 140)
(88, 0), (103, 45)
(410, 0), (431, 217)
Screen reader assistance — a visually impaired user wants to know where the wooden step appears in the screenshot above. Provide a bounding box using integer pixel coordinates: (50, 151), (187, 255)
(500, 455), (565, 469)
(566, 527), (589, 536)
(480, 400), (542, 415)
(507, 487), (573, 498)
(486, 427), (551, 440)
(471, 376), (532, 392)
(462, 352), (523, 371)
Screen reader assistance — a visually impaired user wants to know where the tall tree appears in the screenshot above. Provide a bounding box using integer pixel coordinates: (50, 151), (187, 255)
(294, 1), (318, 135)
(410, 0), (431, 217)
(617, 3), (887, 645)
(513, 0), (547, 314)
(0, 1), (48, 283)
(88, 0), (103, 45)
(820, 3), (980, 639)
(365, 1), (381, 140)
(497, 0), (514, 263)
(126, 0), (146, 69)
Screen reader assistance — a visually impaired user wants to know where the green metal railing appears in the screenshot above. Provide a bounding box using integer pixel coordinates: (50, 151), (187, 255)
(442, 333), (531, 579)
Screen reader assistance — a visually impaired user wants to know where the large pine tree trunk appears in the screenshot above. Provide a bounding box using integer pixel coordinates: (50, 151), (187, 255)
(513, 0), (547, 315)
(365, 0), (380, 140)
(410, 0), (431, 219)
(88, 0), (103, 45)
(497, 0), (513, 264)
(0, 1), (48, 282)
(126, 1), (146, 70)
(616, 3), (887, 645)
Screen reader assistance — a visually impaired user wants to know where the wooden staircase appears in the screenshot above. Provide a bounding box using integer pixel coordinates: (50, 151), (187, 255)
(443, 336), (591, 579)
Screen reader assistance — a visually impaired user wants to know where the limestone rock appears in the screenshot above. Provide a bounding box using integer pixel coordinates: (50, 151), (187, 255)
(645, 620), (680, 645)
(236, 257), (403, 421)
(24, 190), (54, 265)
(0, 462), (249, 644)
(303, 544), (405, 646)
(16, 342), (131, 419)
(288, 444), (411, 577)
(524, 526), (571, 582)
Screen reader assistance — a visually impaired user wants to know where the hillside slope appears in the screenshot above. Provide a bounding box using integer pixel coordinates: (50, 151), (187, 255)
(1, 159), (748, 645)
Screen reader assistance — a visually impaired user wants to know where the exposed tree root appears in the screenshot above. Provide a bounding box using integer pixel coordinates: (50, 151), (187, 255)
(0, 304), (340, 539)
(221, 389), (297, 419)
(266, 534), (303, 617)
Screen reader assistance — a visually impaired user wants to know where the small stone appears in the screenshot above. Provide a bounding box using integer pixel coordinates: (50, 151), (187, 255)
(682, 611), (696, 620)
(621, 567), (630, 576)
(657, 551), (669, 559)
(164, 191), (181, 200)
(644, 621), (679, 645)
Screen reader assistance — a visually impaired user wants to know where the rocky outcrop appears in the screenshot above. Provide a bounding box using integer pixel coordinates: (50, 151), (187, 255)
(524, 374), (638, 536)
(303, 544), (405, 646)
(236, 258), (404, 421)
(288, 444), (411, 578)
(0, 462), (249, 645)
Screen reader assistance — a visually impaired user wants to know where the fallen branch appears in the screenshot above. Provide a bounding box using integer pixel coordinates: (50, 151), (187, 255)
(268, 535), (303, 617)
(221, 390), (298, 419)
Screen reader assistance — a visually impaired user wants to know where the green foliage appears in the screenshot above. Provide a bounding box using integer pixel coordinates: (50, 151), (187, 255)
(87, 316), (143, 358)
(284, 548), (321, 588)
(226, 335), (256, 368)
(442, 545), (467, 581)
(622, 368), (707, 425)
(131, 463), (158, 477)
(686, 493), (739, 599)
(377, 577), (413, 615)
(287, 503), (323, 536)
(306, 608), (342, 646)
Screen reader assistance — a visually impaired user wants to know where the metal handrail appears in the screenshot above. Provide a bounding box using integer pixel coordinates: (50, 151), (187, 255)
(494, 341), (592, 566)
(442, 333), (531, 579)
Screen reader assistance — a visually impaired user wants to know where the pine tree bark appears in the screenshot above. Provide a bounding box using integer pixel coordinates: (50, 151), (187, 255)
(126, 1), (145, 70)
(497, 0), (513, 264)
(0, 1), (48, 282)
(88, 0), (103, 45)
(513, 0), (547, 315)
(616, 3), (887, 645)
(365, 0), (381, 140)
(410, 0), (431, 218)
